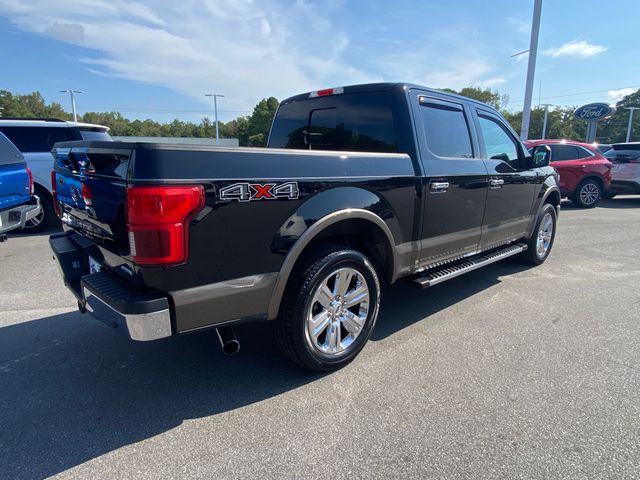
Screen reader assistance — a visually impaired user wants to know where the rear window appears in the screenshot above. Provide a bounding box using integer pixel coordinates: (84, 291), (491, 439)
(419, 98), (473, 158)
(79, 129), (112, 141)
(550, 145), (580, 161)
(268, 92), (397, 152)
(0, 126), (81, 152)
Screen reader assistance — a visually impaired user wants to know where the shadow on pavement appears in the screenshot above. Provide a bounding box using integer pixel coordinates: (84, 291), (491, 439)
(0, 258), (531, 479)
(596, 197), (640, 209)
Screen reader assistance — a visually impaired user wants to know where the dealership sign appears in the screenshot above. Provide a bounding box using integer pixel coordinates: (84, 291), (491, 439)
(574, 103), (614, 122)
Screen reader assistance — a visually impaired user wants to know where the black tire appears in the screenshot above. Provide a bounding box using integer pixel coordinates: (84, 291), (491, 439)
(20, 191), (55, 233)
(274, 248), (380, 372)
(571, 179), (601, 208)
(521, 203), (557, 265)
(602, 191), (616, 200)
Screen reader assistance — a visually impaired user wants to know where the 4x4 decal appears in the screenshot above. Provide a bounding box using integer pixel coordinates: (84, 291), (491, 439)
(219, 182), (299, 202)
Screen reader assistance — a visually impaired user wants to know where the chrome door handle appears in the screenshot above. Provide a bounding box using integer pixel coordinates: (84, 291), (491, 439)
(430, 181), (450, 193)
(489, 178), (504, 189)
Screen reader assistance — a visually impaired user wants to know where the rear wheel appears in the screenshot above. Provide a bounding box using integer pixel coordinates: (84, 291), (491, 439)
(572, 179), (601, 208)
(20, 191), (56, 233)
(275, 248), (380, 372)
(521, 203), (557, 265)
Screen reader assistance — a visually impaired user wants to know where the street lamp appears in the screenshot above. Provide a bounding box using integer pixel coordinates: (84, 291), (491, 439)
(519, 0), (543, 141)
(60, 89), (83, 122)
(540, 103), (553, 139)
(205, 93), (225, 146)
(625, 107), (639, 142)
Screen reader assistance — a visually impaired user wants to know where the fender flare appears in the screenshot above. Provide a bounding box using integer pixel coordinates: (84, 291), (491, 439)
(528, 186), (561, 238)
(267, 208), (398, 320)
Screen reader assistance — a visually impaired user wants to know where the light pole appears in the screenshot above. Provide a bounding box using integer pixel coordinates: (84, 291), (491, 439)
(60, 89), (83, 122)
(205, 93), (225, 145)
(625, 107), (639, 142)
(520, 0), (543, 141)
(540, 103), (553, 139)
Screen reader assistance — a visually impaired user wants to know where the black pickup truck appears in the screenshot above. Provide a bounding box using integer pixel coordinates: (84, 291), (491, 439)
(50, 83), (559, 371)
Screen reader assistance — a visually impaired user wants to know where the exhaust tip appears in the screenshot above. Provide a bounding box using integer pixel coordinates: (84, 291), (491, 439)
(216, 326), (240, 355)
(222, 339), (240, 355)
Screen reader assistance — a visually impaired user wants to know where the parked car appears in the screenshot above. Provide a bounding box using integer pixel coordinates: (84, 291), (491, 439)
(50, 82), (560, 372)
(524, 139), (612, 208)
(0, 118), (111, 232)
(0, 132), (41, 238)
(604, 142), (640, 198)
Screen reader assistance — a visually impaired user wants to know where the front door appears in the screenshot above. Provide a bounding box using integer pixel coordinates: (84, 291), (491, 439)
(412, 93), (489, 268)
(475, 110), (538, 250)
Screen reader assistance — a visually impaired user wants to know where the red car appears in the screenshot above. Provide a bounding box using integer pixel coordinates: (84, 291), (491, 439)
(524, 140), (612, 208)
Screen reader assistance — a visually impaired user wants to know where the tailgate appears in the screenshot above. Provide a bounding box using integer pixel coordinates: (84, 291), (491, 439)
(52, 142), (132, 255)
(0, 163), (30, 211)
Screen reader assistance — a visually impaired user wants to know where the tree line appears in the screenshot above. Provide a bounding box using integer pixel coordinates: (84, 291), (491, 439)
(1, 87), (638, 146)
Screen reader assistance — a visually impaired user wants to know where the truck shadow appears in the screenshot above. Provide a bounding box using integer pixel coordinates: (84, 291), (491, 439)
(0, 259), (530, 479)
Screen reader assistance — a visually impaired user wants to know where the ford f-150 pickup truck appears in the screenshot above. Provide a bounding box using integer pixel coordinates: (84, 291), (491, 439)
(49, 83), (559, 371)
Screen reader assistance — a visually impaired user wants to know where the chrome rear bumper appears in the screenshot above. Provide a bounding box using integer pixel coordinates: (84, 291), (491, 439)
(0, 197), (41, 235)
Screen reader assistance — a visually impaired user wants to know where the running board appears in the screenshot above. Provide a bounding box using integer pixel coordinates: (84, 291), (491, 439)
(412, 243), (527, 289)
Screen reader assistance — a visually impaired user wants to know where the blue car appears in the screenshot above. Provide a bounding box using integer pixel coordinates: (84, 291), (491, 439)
(0, 132), (41, 239)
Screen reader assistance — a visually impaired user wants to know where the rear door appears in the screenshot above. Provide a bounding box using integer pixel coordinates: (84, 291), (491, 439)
(411, 92), (488, 267)
(474, 109), (538, 249)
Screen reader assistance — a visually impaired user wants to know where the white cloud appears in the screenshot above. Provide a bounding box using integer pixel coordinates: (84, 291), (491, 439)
(507, 17), (529, 35)
(542, 40), (608, 58)
(0, 0), (372, 115)
(608, 88), (635, 103)
(479, 77), (506, 88)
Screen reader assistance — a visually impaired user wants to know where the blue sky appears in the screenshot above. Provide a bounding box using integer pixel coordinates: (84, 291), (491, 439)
(0, 0), (638, 124)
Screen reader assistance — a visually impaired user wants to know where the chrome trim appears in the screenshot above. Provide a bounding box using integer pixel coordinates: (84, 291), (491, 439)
(83, 288), (172, 341)
(267, 208), (398, 320)
(0, 198), (41, 234)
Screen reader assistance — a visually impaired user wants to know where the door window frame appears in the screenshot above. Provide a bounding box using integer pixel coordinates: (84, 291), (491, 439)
(474, 109), (528, 171)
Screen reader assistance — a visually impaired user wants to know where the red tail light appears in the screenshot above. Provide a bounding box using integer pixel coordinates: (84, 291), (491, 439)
(82, 182), (93, 206)
(51, 170), (61, 217)
(26, 166), (34, 195)
(127, 185), (205, 266)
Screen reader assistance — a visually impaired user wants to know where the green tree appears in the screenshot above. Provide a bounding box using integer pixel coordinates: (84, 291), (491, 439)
(246, 97), (279, 147)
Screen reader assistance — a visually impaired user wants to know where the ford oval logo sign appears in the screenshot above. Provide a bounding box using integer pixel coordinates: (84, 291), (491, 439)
(574, 103), (614, 122)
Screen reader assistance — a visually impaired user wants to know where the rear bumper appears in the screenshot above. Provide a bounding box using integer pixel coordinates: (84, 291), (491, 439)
(49, 231), (172, 341)
(0, 196), (41, 235)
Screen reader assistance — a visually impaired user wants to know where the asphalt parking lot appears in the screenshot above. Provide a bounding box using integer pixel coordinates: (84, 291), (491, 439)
(1, 198), (639, 480)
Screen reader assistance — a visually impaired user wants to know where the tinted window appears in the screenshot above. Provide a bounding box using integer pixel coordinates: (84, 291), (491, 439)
(575, 147), (593, 159)
(79, 129), (112, 141)
(550, 145), (580, 161)
(419, 99), (473, 158)
(0, 132), (23, 165)
(477, 115), (520, 169)
(0, 126), (80, 152)
(268, 92), (397, 152)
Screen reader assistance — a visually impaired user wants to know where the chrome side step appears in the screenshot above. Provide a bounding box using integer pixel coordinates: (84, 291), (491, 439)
(412, 243), (527, 289)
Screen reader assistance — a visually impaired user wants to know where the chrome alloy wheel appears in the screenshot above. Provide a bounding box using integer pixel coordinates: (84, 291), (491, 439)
(305, 267), (370, 356)
(579, 182), (599, 206)
(536, 212), (554, 258)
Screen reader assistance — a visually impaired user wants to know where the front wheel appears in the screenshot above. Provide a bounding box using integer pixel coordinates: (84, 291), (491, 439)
(572, 179), (601, 208)
(521, 203), (557, 265)
(275, 248), (380, 372)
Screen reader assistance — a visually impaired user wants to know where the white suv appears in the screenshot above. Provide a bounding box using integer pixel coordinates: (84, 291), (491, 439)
(0, 118), (111, 232)
(604, 143), (640, 198)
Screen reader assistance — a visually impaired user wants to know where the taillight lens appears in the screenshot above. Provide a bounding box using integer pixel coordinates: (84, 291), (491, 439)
(51, 170), (61, 217)
(82, 182), (92, 206)
(127, 185), (205, 266)
(26, 166), (34, 195)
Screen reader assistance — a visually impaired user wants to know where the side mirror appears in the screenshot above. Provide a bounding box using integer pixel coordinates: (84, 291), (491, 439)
(531, 145), (551, 167)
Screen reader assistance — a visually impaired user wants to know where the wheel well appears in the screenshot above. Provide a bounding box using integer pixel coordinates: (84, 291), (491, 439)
(294, 218), (394, 284)
(33, 183), (52, 202)
(579, 176), (604, 190)
(545, 190), (561, 209)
